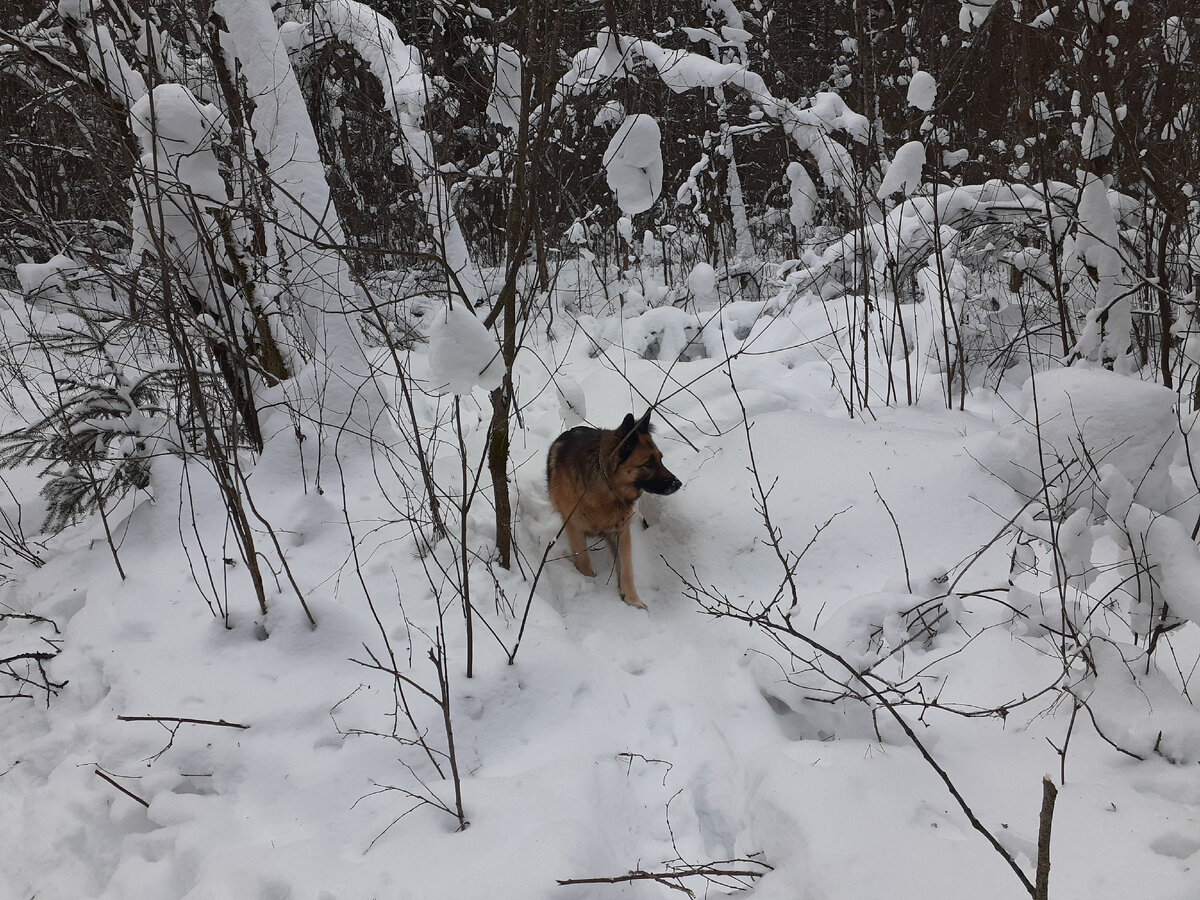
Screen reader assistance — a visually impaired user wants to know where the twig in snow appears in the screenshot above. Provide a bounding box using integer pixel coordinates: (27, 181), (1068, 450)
(870, 473), (910, 592)
(117, 715), (250, 728)
(557, 857), (773, 897)
(93, 768), (149, 808)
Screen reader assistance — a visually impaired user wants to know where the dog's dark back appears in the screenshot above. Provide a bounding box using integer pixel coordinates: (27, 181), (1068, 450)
(545, 425), (604, 492)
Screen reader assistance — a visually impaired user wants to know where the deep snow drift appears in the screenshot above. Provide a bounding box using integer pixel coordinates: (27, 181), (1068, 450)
(2, 277), (1200, 900)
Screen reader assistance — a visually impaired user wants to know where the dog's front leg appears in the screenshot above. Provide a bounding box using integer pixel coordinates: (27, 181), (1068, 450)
(616, 520), (645, 609)
(563, 519), (595, 577)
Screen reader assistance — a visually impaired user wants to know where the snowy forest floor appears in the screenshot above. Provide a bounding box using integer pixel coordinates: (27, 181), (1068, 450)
(2, 280), (1200, 900)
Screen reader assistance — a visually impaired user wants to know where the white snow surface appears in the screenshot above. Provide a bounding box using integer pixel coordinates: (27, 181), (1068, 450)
(61, 6), (147, 108)
(317, 0), (428, 121)
(596, 35), (868, 205)
(1163, 16), (1191, 64)
(129, 83), (223, 161)
(1067, 174), (1136, 369)
(3, 275), (1200, 900)
(213, 0), (361, 360)
(15, 254), (84, 302)
(631, 40), (743, 93)
(960, 0), (1002, 31)
(126, 85), (232, 324)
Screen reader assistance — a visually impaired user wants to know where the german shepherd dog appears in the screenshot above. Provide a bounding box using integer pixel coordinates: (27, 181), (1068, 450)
(547, 410), (682, 609)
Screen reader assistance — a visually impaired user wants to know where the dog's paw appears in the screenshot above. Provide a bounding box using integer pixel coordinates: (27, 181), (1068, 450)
(620, 593), (648, 610)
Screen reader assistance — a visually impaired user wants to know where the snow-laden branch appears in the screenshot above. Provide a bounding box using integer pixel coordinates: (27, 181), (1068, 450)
(1065, 173), (1135, 369)
(513, 26), (868, 221)
(615, 31), (870, 206)
(59, 12), (147, 108)
(774, 178), (1139, 309)
(306, 0), (485, 304)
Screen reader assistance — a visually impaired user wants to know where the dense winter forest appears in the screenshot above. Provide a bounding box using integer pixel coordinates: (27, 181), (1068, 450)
(2, 1), (1200, 897)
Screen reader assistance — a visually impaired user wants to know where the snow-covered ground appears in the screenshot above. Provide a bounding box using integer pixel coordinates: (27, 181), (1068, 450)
(3, 281), (1200, 900)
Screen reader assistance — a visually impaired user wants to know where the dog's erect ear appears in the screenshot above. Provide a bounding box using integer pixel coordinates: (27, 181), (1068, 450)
(615, 413), (638, 461)
(636, 409), (652, 433)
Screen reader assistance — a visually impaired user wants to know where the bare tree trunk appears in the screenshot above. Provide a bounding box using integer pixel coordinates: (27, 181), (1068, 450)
(1156, 212), (1175, 390)
(484, 0), (561, 568)
(1035, 776), (1058, 900)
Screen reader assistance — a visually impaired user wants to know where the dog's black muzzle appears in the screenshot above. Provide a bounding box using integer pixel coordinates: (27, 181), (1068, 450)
(640, 475), (683, 495)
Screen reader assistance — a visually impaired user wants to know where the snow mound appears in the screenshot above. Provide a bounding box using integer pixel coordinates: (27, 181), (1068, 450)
(631, 41), (743, 93)
(985, 366), (1180, 514)
(16, 254), (82, 303)
(814, 590), (949, 670)
(1075, 640), (1200, 764)
(786, 160), (818, 228)
(1100, 464), (1200, 631)
(487, 43), (522, 130)
(959, 0), (1000, 31)
(555, 376), (586, 426)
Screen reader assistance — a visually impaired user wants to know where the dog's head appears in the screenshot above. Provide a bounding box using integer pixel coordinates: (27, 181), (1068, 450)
(616, 410), (682, 496)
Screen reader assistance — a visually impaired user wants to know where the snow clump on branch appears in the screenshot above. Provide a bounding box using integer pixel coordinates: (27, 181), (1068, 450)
(603, 114), (664, 216)
(907, 70), (937, 111)
(428, 304), (504, 396)
(877, 140), (926, 199)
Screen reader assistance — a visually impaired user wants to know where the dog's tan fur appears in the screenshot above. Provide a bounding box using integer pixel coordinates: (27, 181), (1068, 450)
(547, 411), (681, 609)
